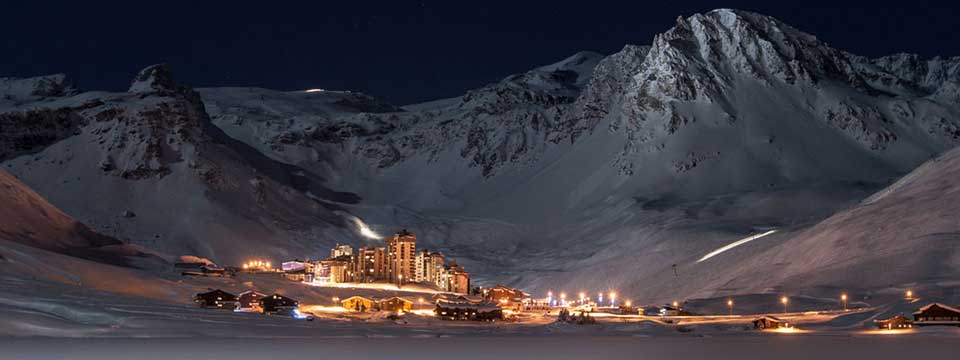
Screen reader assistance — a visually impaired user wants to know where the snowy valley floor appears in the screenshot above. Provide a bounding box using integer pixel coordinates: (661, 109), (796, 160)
(3, 278), (960, 359)
(2, 239), (958, 359)
(2, 335), (958, 360)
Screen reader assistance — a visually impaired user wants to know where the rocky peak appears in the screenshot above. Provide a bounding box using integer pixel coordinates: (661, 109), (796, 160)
(561, 44), (650, 142)
(645, 9), (861, 93)
(128, 64), (182, 94)
(869, 53), (960, 93)
(532, 51), (605, 87)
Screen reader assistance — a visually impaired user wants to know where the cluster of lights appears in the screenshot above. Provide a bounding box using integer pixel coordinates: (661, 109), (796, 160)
(242, 260), (272, 270)
(546, 290), (623, 308)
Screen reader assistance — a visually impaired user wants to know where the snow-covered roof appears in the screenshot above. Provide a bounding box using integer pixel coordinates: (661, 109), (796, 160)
(754, 315), (782, 322)
(913, 303), (960, 315)
(435, 299), (501, 312)
(379, 296), (412, 304)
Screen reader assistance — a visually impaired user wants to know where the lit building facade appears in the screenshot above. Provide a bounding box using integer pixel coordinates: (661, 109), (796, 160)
(314, 259), (350, 284)
(330, 243), (353, 258)
(446, 263), (470, 294)
(414, 250), (427, 283)
(428, 252), (445, 287)
(351, 246), (386, 282)
(316, 229), (470, 293)
(386, 230), (417, 285)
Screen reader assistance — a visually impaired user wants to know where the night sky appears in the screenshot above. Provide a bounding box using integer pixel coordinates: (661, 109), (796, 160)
(3, 1), (958, 105)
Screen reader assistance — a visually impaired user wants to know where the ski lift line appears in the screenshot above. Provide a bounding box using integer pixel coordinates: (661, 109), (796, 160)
(696, 230), (778, 263)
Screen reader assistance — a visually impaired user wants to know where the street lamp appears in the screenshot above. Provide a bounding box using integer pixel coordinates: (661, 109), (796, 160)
(609, 292), (617, 307)
(841, 293), (848, 311)
(579, 292), (585, 304)
(418, 297), (425, 309)
(905, 290), (913, 300)
(727, 299), (734, 315)
(672, 301), (679, 309)
(781, 296), (789, 314)
(398, 274), (403, 289)
(625, 300), (632, 307)
(560, 293), (567, 306)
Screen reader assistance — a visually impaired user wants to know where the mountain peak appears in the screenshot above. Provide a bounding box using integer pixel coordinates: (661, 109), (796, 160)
(128, 64), (180, 94)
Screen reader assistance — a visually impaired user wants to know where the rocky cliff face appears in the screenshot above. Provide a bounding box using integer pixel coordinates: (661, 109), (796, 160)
(603, 9), (960, 176)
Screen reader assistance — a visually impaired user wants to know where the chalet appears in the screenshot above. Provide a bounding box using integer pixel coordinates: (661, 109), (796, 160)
(237, 291), (267, 311)
(484, 284), (530, 310)
(259, 294), (299, 315)
(752, 315), (784, 330)
(875, 314), (913, 329)
(283, 269), (308, 282)
(342, 296), (377, 312)
(435, 299), (503, 321)
(194, 289), (239, 309)
(913, 303), (960, 326)
(379, 297), (414, 313)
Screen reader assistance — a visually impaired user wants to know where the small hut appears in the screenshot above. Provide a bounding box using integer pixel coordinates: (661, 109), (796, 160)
(913, 303), (960, 326)
(435, 299), (503, 321)
(259, 294), (299, 315)
(875, 314), (913, 329)
(753, 315), (783, 330)
(379, 297), (413, 313)
(341, 296), (377, 312)
(194, 289), (238, 309)
(237, 291), (267, 311)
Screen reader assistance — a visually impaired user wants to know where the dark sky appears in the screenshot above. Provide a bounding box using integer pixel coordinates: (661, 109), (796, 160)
(3, 1), (958, 104)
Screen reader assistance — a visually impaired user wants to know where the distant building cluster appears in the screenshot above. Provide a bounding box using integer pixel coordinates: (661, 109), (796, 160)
(284, 230), (471, 294)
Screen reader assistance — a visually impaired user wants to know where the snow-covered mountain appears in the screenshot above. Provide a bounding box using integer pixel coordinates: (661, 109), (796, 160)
(3, 9), (959, 303)
(0, 65), (367, 265)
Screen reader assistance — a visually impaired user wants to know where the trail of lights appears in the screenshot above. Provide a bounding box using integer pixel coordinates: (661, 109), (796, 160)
(697, 230), (777, 263)
(352, 216), (382, 240)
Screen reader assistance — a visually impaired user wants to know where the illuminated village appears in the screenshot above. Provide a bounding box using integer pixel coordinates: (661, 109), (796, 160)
(183, 229), (960, 333)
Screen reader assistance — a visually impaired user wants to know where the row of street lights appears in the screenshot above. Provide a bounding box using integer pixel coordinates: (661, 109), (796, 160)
(548, 290), (622, 307)
(543, 289), (916, 315)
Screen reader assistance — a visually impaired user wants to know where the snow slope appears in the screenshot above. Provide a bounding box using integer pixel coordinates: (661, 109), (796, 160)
(714, 147), (960, 294)
(0, 169), (159, 267)
(0, 66), (368, 265)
